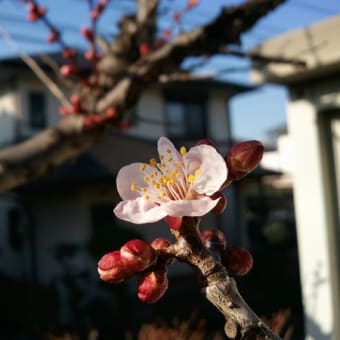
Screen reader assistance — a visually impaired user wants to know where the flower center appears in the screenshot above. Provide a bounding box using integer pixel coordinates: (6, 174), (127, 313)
(130, 146), (201, 203)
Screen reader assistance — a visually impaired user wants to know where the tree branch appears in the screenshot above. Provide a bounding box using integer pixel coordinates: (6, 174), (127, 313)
(0, 0), (286, 192)
(169, 217), (281, 339)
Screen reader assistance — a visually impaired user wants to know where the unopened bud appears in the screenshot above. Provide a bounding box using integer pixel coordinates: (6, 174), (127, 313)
(105, 107), (117, 119)
(138, 269), (168, 303)
(139, 43), (150, 57)
(62, 48), (77, 60)
(84, 50), (101, 62)
(200, 228), (227, 251)
(81, 27), (94, 41)
(98, 250), (133, 283)
(120, 239), (157, 273)
(222, 246), (253, 276)
(60, 64), (80, 77)
(47, 29), (59, 43)
(210, 192), (227, 213)
(93, 114), (104, 124)
(186, 0), (199, 10)
(225, 141), (264, 181)
(165, 215), (182, 231)
(91, 9), (100, 21)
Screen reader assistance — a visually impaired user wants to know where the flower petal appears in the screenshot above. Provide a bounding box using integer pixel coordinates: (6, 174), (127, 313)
(184, 145), (227, 195)
(114, 197), (167, 224)
(163, 197), (220, 217)
(116, 163), (156, 200)
(157, 137), (181, 169)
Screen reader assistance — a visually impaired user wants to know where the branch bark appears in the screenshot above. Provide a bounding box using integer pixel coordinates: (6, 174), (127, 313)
(0, 0), (286, 192)
(169, 217), (282, 339)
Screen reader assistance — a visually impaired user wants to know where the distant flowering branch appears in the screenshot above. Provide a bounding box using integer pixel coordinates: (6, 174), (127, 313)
(97, 137), (281, 339)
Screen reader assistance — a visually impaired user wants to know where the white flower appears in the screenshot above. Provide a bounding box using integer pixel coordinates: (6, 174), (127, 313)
(114, 137), (227, 224)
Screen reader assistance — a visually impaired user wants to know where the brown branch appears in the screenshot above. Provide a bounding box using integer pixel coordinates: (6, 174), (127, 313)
(0, 116), (103, 192)
(169, 217), (281, 340)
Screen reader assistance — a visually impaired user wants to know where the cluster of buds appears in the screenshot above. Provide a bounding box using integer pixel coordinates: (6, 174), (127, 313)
(200, 228), (253, 276)
(82, 107), (118, 129)
(26, 2), (46, 22)
(98, 238), (172, 303)
(98, 239), (157, 282)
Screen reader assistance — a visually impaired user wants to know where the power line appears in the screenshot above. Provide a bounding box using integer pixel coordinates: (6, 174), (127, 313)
(288, 0), (338, 16)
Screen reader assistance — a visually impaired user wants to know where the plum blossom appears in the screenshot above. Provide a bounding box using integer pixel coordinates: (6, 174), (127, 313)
(114, 137), (227, 224)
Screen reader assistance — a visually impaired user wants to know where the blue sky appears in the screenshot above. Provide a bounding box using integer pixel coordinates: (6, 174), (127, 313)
(0, 0), (339, 144)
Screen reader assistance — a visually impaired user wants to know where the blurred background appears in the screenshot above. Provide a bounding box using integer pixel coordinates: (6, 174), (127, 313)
(0, 0), (339, 339)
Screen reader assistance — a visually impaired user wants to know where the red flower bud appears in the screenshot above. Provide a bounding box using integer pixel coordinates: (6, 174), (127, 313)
(139, 43), (151, 57)
(60, 64), (80, 77)
(120, 239), (157, 273)
(151, 238), (171, 252)
(62, 48), (77, 60)
(173, 11), (181, 22)
(223, 246), (253, 276)
(98, 251), (133, 283)
(58, 106), (71, 116)
(138, 269), (168, 303)
(27, 3), (38, 12)
(93, 114), (104, 124)
(37, 7), (46, 17)
(47, 29), (60, 43)
(84, 50), (101, 62)
(83, 116), (94, 129)
(105, 107), (117, 119)
(91, 9), (99, 21)
(200, 228), (227, 251)
(162, 30), (172, 39)
(81, 27), (94, 41)
(225, 141), (264, 181)
(27, 12), (38, 22)
(210, 192), (227, 214)
(186, 0), (199, 10)
(195, 138), (216, 148)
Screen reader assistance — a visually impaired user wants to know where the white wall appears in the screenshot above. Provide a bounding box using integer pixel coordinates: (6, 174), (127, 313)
(208, 90), (229, 146)
(125, 86), (166, 139)
(0, 87), (18, 145)
(287, 97), (339, 339)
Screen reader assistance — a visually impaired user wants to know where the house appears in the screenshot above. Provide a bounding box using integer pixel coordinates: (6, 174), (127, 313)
(251, 15), (340, 340)
(0, 53), (263, 336)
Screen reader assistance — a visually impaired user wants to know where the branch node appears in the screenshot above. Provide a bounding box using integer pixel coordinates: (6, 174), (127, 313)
(225, 318), (239, 339)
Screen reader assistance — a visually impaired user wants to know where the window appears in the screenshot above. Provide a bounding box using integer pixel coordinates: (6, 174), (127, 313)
(164, 99), (207, 139)
(28, 92), (47, 129)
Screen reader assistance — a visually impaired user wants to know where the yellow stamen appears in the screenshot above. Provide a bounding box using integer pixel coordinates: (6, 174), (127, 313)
(194, 168), (201, 176)
(180, 146), (187, 156)
(188, 174), (195, 184)
(144, 195), (150, 200)
(149, 158), (157, 166)
(130, 182), (137, 191)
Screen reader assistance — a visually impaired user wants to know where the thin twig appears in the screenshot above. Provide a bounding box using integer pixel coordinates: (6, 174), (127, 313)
(0, 24), (71, 107)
